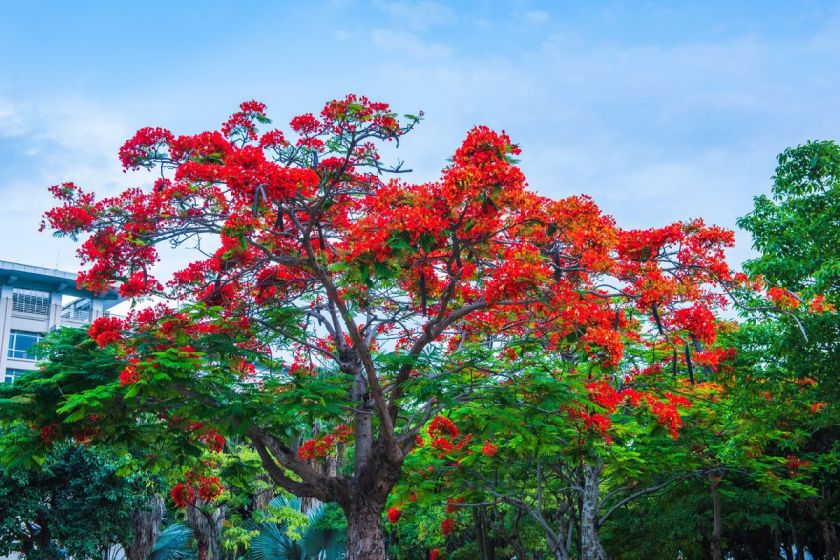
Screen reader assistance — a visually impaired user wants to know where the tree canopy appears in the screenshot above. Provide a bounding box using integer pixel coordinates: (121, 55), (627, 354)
(0, 97), (834, 560)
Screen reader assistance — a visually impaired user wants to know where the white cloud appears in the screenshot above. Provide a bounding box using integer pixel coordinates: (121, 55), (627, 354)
(370, 28), (452, 59)
(0, 95), (133, 270)
(372, 0), (457, 30)
(2, 7), (839, 278)
(523, 10), (550, 25)
(0, 99), (28, 136)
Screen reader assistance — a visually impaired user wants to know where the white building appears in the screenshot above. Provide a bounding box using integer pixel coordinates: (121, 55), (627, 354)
(0, 260), (121, 383)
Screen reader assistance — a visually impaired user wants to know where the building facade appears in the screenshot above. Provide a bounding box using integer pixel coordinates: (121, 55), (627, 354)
(0, 260), (121, 383)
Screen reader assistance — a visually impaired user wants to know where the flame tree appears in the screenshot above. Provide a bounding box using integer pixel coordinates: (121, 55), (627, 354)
(36, 95), (764, 559)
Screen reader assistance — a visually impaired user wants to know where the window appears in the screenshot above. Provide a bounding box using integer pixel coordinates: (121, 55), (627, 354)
(12, 289), (50, 316)
(8, 330), (44, 360)
(3, 368), (27, 384)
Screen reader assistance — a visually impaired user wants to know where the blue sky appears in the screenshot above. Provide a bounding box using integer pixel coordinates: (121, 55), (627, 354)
(1, 1), (839, 272)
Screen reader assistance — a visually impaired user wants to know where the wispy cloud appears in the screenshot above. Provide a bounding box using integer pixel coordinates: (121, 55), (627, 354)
(370, 29), (452, 59)
(2, 2), (840, 274)
(372, 0), (457, 30)
(522, 10), (550, 25)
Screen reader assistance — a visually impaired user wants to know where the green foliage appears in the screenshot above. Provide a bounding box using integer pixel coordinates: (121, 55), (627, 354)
(150, 523), (195, 560)
(738, 140), (840, 295)
(0, 443), (154, 560)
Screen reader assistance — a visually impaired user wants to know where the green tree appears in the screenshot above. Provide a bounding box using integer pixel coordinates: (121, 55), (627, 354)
(0, 443), (152, 560)
(737, 140), (840, 558)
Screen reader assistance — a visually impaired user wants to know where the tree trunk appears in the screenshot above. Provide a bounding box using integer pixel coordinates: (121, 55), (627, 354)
(345, 502), (387, 560)
(124, 495), (165, 560)
(820, 518), (839, 560)
(581, 461), (608, 560)
(709, 473), (723, 560)
(186, 500), (223, 560)
(472, 506), (490, 560)
(551, 538), (570, 560)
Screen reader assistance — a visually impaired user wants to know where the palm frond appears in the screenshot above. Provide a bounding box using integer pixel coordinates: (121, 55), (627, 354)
(247, 522), (305, 560)
(149, 522), (194, 560)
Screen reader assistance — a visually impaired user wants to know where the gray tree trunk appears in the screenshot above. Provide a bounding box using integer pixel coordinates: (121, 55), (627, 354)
(709, 474), (723, 560)
(124, 495), (164, 560)
(581, 461), (608, 560)
(185, 500), (223, 560)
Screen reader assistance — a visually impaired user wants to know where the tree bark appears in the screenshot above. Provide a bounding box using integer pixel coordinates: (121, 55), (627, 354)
(185, 500), (223, 560)
(709, 473), (723, 560)
(581, 461), (608, 560)
(124, 495), (164, 560)
(820, 519), (839, 560)
(474, 506), (492, 560)
(344, 501), (388, 560)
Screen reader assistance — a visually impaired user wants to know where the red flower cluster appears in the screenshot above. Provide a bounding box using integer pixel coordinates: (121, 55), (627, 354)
(428, 416), (459, 439)
(170, 482), (195, 508)
(40, 424), (59, 446)
(693, 347), (736, 370)
(332, 424), (353, 443)
(197, 475), (224, 501)
(587, 380), (622, 412)
(119, 127), (173, 170)
(298, 435), (336, 461)
(644, 396), (684, 440)
(387, 507), (401, 524)
(119, 271), (162, 298)
(198, 429), (227, 453)
(809, 294), (834, 313)
(580, 327), (624, 368)
(297, 424), (355, 461)
(672, 304), (717, 345)
(441, 517), (456, 536)
(785, 455), (811, 475)
(445, 497), (464, 513)
(119, 360), (140, 386)
(222, 100), (267, 141)
(767, 287), (800, 310)
(88, 316), (124, 348)
(481, 441), (498, 457)
(171, 475), (224, 508)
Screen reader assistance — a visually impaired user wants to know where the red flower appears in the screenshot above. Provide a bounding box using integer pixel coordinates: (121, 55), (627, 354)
(768, 287), (800, 310)
(298, 435), (336, 461)
(197, 476), (224, 502)
(811, 402), (827, 413)
(119, 127), (173, 170)
(40, 424), (59, 446)
(387, 507), (401, 524)
(171, 482), (195, 508)
(332, 423), (353, 443)
(672, 304), (717, 345)
(441, 517), (456, 536)
(430, 548), (442, 560)
(445, 497), (463, 513)
(809, 294), (834, 313)
(428, 416), (459, 439)
(119, 362), (140, 386)
(88, 316), (125, 348)
(198, 430), (226, 453)
(481, 441), (498, 457)
(119, 271), (162, 298)
(431, 438), (455, 453)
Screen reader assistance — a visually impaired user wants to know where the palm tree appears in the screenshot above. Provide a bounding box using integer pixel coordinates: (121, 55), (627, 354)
(248, 496), (345, 560)
(149, 496), (345, 560)
(149, 523), (194, 560)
